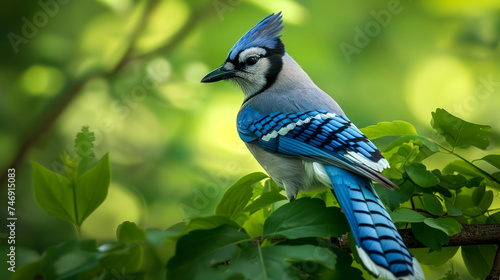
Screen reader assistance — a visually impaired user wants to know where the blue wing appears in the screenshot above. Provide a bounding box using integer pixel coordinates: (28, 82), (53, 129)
(237, 106), (424, 278)
(237, 106), (395, 189)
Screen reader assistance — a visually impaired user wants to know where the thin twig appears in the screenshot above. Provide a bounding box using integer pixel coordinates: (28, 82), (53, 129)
(431, 140), (500, 186)
(108, 0), (160, 76)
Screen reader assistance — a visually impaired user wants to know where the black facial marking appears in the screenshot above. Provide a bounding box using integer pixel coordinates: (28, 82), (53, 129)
(262, 39), (285, 89)
(238, 39), (285, 103)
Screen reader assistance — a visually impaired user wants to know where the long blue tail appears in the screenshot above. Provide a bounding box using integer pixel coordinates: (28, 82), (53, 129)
(324, 165), (424, 280)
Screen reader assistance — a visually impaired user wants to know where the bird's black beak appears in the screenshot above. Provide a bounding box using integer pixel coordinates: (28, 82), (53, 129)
(201, 64), (236, 83)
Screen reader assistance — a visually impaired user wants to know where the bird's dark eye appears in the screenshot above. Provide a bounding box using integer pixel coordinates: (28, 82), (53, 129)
(246, 56), (259, 66)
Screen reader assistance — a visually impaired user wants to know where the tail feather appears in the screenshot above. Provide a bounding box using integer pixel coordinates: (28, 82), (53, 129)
(324, 165), (424, 279)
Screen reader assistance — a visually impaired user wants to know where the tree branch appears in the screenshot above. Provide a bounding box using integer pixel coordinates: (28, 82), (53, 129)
(336, 224), (500, 278)
(1, 1), (213, 185)
(402, 224), (500, 248)
(336, 224), (500, 251)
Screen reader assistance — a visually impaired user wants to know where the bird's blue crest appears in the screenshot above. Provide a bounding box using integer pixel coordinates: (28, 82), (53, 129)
(227, 12), (284, 61)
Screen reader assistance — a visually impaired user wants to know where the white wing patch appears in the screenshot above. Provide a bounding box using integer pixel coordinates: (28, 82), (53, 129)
(356, 246), (425, 280)
(258, 111), (390, 173)
(345, 151), (390, 172)
(261, 112), (337, 141)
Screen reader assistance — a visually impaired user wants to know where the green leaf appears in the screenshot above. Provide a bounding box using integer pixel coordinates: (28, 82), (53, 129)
(117, 221), (146, 243)
(13, 241), (101, 279)
(146, 228), (183, 248)
(373, 181), (413, 211)
(442, 160), (484, 180)
(263, 198), (349, 239)
(411, 247), (459, 266)
(244, 191), (287, 214)
(321, 246), (364, 280)
(422, 193), (445, 216)
(423, 218), (462, 236)
(398, 142), (420, 164)
(429, 186), (453, 198)
(385, 135), (440, 153)
(435, 171), (467, 190)
(412, 222), (449, 251)
(486, 212), (500, 224)
(493, 172), (500, 181)
(229, 245), (337, 280)
(242, 211), (266, 238)
(472, 183), (485, 206)
(98, 242), (143, 274)
(405, 163), (440, 187)
(158, 215), (242, 242)
(462, 245), (497, 279)
(250, 181), (265, 201)
(184, 215), (241, 235)
(388, 208), (427, 223)
(267, 178), (283, 193)
(166, 224), (251, 280)
(478, 190), (493, 212)
(431, 108), (491, 150)
(467, 177), (484, 188)
(360, 121), (417, 139)
(15, 239), (144, 279)
(74, 126), (96, 176)
(479, 154), (500, 169)
(12, 260), (42, 280)
(74, 153), (111, 225)
(444, 200), (462, 216)
(42, 240), (102, 280)
(32, 161), (77, 225)
(216, 172), (268, 220)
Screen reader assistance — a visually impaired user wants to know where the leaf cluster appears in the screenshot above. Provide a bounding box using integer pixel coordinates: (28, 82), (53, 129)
(363, 109), (499, 279)
(17, 109), (500, 279)
(14, 222), (145, 280)
(32, 126), (110, 236)
(163, 173), (359, 279)
(164, 108), (500, 279)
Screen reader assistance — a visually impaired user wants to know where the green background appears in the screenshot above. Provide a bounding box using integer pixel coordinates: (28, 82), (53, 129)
(1, 0), (499, 279)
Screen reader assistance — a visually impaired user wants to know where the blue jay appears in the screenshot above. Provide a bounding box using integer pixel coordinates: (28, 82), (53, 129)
(201, 12), (424, 280)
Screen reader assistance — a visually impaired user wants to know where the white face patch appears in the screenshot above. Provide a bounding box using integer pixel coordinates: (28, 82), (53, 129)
(238, 47), (267, 64)
(222, 62), (235, 71)
(233, 57), (270, 97)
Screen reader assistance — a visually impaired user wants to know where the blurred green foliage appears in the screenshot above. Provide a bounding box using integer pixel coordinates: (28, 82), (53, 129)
(1, 0), (500, 279)
(20, 110), (500, 279)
